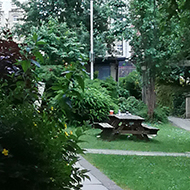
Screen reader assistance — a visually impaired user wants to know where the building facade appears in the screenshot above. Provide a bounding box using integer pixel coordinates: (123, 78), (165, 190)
(0, 0), (24, 29)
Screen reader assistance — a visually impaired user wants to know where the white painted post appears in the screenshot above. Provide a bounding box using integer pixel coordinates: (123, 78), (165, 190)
(90, 0), (94, 80)
(186, 95), (190, 118)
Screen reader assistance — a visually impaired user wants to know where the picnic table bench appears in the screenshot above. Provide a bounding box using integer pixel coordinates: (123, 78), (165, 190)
(93, 113), (159, 140)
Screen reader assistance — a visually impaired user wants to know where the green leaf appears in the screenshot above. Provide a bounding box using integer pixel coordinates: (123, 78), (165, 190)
(33, 33), (38, 43)
(20, 60), (31, 72)
(34, 51), (44, 63)
(75, 75), (84, 91)
(66, 72), (72, 79)
(36, 40), (46, 45)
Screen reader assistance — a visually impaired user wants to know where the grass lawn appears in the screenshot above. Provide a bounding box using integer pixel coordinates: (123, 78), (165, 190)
(83, 153), (190, 190)
(78, 123), (190, 153)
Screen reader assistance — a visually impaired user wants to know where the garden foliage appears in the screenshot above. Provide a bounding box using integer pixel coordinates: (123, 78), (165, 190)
(26, 19), (87, 65)
(119, 70), (141, 99)
(37, 70), (119, 123)
(156, 82), (186, 117)
(118, 96), (148, 118)
(71, 86), (119, 123)
(0, 30), (88, 189)
(0, 103), (87, 190)
(0, 29), (39, 104)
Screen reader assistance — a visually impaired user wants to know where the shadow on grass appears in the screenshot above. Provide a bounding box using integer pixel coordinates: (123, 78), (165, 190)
(96, 132), (161, 144)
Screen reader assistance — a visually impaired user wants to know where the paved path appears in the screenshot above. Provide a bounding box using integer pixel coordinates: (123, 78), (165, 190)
(168, 116), (190, 131)
(84, 148), (190, 157)
(79, 116), (190, 190)
(78, 155), (123, 190)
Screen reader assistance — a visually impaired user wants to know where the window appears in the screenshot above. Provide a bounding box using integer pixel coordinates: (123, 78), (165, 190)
(13, 15), (18, 21)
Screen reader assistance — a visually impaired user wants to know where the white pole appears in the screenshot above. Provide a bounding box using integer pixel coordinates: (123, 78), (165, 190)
(90, 0), (94, 80)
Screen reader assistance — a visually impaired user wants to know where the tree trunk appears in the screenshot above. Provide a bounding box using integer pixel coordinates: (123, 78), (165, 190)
(146, 77), (156, 119)
(142, 69), (147, 104)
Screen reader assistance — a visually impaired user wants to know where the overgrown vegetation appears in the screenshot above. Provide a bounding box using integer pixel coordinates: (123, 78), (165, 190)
(0, 103), (86, 190)
(0, 29), (88, 190)
(119, 70), (142, 99)
(156, 83), (186, 117)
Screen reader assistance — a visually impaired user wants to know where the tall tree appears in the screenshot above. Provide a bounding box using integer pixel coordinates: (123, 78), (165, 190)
(128, 0), (160, 118)
(128, 0), (190, 118)
(13, 0), (128, 57)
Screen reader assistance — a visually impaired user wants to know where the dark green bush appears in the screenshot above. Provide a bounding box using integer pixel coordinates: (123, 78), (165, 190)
(100, 77), (119, 100)
(118, 86), (130, 99)
(171, 93), (186, 117)
(156, 83), (186, 117)
(118, 96), (148, 119)
(118, 96), (169, 123)
(71, 87), (119, 123)
(156, 84), (174, 111)
(153, 106), (169, 123)
(85, 77), (119, 100)
(0, 103), (87, 190)
(119, 70), (142, 99)
(0, 30), (88, 190)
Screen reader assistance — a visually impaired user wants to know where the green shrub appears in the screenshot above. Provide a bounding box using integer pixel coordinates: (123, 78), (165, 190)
(156, 83), (186, 117)
(85, 77), (119, 100)
(0, 103), (87, 190)
(0, 30), (88, 190)
(26, 18), (87, 65)
(156, 84), (174, 111)
(71, 87), (119, 123)
(118, 96), (148, 119)
(118, 96), (169, 123)
(100, 77), (119, 100)
(171, 92), (186, 117)
(153, 106), (169, 123)
(118, 86), (130, 99)
(119, 70), (142, 99)
(36, 65), (65, 84)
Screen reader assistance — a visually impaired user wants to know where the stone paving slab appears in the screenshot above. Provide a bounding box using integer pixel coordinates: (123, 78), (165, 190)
(82, 185), (109, 190)
(168, 116), (190, 131)
(79, 155), (123, 190)
(85, 149), (190, 157)
(82, 172), (102, 185)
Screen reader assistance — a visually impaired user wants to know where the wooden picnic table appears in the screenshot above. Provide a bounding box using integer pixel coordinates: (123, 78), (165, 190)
(94, 113), (159, 140)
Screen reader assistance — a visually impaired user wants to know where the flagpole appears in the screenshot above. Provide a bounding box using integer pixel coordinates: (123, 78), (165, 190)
(90, 0), (94, 80)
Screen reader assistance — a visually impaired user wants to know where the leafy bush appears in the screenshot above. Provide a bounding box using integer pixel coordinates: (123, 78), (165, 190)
(0, 30), (88, 189)
(156, 84), (174, 111)
(46, 76), (118, 124)
(156, 83), (186, 117)
(71, 87), (119, 123)
(100, 77), (119, 100)
(118, 96), (148, 119)
(36, 65), (66, 99)
(118, 86), (130, 99)
(0, 103), (87, 190)
(0, 29), (44, 104)
(153, 106), (169, 123)
(27, 18), (87, 65)
(119, 70), (142, 99)
(171, 92), (186, 117)
(119, 96), (169, 122)
(85, 77), (119, 100)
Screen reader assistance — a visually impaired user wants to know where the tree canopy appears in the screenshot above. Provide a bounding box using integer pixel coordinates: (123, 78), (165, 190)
(13, 0), (128, 57)
(127, 0), (190, 118)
